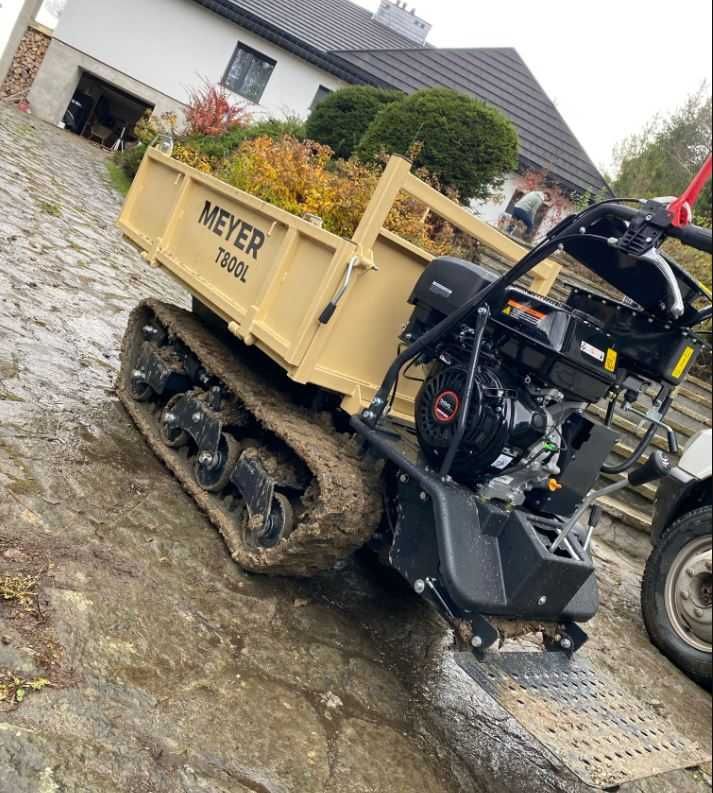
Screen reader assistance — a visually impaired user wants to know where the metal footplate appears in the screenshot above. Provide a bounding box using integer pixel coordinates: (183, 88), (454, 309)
(456, 651), (709, 789)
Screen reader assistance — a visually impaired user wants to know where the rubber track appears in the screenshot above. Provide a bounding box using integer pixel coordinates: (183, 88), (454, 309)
(117, 299), (383, 577)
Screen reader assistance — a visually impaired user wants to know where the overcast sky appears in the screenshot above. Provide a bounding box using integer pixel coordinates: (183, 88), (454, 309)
(1, 0), (711, 172)
(351, 0), (713, 172)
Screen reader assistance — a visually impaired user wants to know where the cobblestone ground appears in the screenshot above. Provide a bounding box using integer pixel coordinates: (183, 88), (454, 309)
(0, 105), (710, 793)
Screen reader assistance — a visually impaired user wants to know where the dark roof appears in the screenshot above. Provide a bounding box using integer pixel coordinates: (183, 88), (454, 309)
(332, 47), (608, 195)
(192, 1), (608, 194)
(193, 0), (418, 71)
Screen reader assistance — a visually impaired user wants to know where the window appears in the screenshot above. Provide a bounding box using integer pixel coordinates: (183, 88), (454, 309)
(311, 85), (333, 110)
(223, 44), (276, 104)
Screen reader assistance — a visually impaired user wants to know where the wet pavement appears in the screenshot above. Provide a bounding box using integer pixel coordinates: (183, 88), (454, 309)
(0, 105), (710, 793)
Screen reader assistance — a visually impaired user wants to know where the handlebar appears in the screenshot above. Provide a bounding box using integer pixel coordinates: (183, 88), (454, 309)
(602, 202), (712, 253)
(669, 222), (713, 254)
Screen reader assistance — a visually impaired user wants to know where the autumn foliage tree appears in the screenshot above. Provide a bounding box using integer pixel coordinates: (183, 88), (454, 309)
(613, 89), (712, 226)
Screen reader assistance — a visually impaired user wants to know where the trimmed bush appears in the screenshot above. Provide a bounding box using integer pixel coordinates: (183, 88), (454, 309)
(114, 143), (147, 181)
(187, 116), (307, 160)
(357, 88), (519, 201)
(305, 86), (403, 159)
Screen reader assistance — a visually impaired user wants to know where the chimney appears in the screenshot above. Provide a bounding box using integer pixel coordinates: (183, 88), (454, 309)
(373, 0), (432, 46)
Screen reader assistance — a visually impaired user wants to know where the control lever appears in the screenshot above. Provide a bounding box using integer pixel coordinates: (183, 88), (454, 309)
(553, 451), (677, 557)
(628, 451), (672, 488)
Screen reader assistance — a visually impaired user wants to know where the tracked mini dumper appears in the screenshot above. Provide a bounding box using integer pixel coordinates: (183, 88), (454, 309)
(117, 150), (713, 789)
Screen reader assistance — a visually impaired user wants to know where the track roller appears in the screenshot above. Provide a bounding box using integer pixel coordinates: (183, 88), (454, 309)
(160, 395), (190, 448)
(194, 434), (241, 493)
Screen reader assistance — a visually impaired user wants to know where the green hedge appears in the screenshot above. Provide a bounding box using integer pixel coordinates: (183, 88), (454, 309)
(305, 86), (403, 159)
(357, 88), (519, 201)
(186, 117), (306, 159)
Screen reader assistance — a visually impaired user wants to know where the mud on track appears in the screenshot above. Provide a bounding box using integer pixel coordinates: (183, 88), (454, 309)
(0, 105), (710, 793)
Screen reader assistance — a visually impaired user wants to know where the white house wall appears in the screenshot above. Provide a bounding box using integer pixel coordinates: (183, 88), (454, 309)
(30, 0), (347, 124)
(471, 174), (520, 226)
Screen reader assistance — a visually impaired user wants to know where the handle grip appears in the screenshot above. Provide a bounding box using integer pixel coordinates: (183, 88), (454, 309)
(669, 223), (713, 254)
(628, 451), (673, 488)
(319, 302), (338, 325)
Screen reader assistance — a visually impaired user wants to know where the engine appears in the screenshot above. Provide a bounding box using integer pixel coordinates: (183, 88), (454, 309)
(415, 363), (553, 484)
(404, 258), (634, 515)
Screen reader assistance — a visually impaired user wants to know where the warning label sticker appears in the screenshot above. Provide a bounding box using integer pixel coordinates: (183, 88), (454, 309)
(504, 299), (547, 327)
(580, 341), (605, 363)
(672, 346), (695, 380)
(491, 453), (514, 471)
(605, 348), (618, 373)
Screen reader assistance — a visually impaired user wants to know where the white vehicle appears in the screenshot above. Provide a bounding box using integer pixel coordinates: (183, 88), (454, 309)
(643, 428), (712, 688)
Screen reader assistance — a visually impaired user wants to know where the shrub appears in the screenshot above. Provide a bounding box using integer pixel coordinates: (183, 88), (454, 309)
(186, 116), (306, 160)
(221, 136), (340, 222)
(357, 88), (519, 201)
(305, 86), (403, 159)
(134, 111), (177, 145)
(114, 143), (147, 181)
(185, 81), (250, 137)
(172, 142), (213, 173)
(220, 136), (462, 254)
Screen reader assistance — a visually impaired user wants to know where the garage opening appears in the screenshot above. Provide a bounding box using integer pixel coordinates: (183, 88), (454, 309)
(62, 72), (154, 150)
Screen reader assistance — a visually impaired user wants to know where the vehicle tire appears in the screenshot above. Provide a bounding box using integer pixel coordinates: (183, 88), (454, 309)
(642, 506), (712, 689)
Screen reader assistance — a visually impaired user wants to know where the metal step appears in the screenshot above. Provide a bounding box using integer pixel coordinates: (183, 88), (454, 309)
(455, 651), (709, 790)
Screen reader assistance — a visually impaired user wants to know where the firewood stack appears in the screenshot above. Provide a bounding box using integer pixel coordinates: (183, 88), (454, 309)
(0, 27), (51, 101)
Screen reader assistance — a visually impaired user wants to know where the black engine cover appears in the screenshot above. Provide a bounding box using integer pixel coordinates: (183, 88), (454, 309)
(416, 365), (517, 481)
(406, 256), (619, 403)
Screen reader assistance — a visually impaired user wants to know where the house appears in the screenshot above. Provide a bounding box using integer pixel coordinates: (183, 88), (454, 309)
(19, 0), (608, 229)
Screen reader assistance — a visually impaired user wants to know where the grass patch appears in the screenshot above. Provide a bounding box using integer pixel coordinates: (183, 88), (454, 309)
(106, 161), (132, 196)
(0, 575), (38, 606)
(0, 673), (53, 705)
(38, 200), (62, 217)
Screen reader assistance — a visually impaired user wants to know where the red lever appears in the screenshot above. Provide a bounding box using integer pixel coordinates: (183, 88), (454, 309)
(667, 154), (713, 227)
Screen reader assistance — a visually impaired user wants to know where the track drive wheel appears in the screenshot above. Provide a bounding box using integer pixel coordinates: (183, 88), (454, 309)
(159, 396), (190, 448)
(194, 434), (240, 493)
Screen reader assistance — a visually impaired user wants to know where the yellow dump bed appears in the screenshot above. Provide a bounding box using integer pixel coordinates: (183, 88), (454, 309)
(119, 150), (560, 420)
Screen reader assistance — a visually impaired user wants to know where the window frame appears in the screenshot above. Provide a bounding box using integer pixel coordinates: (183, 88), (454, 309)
(310, 85), (333, 111)
(222, 42), (277, 104)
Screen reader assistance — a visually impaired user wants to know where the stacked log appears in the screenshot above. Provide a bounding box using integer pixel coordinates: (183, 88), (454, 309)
(0, 25), (52, 100)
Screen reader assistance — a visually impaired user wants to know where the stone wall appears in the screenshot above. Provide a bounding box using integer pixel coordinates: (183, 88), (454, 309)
(0, 25), (52, 100)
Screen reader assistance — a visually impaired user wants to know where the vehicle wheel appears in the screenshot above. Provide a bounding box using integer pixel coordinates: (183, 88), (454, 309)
(239, 493), (295, 550)
(642, 506), (712, 689)
(193, 434), (240, 493)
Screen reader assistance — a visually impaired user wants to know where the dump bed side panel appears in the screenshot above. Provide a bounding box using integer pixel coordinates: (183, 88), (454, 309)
(297, 230), (430, 417)
(118, 151), (358, 369)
